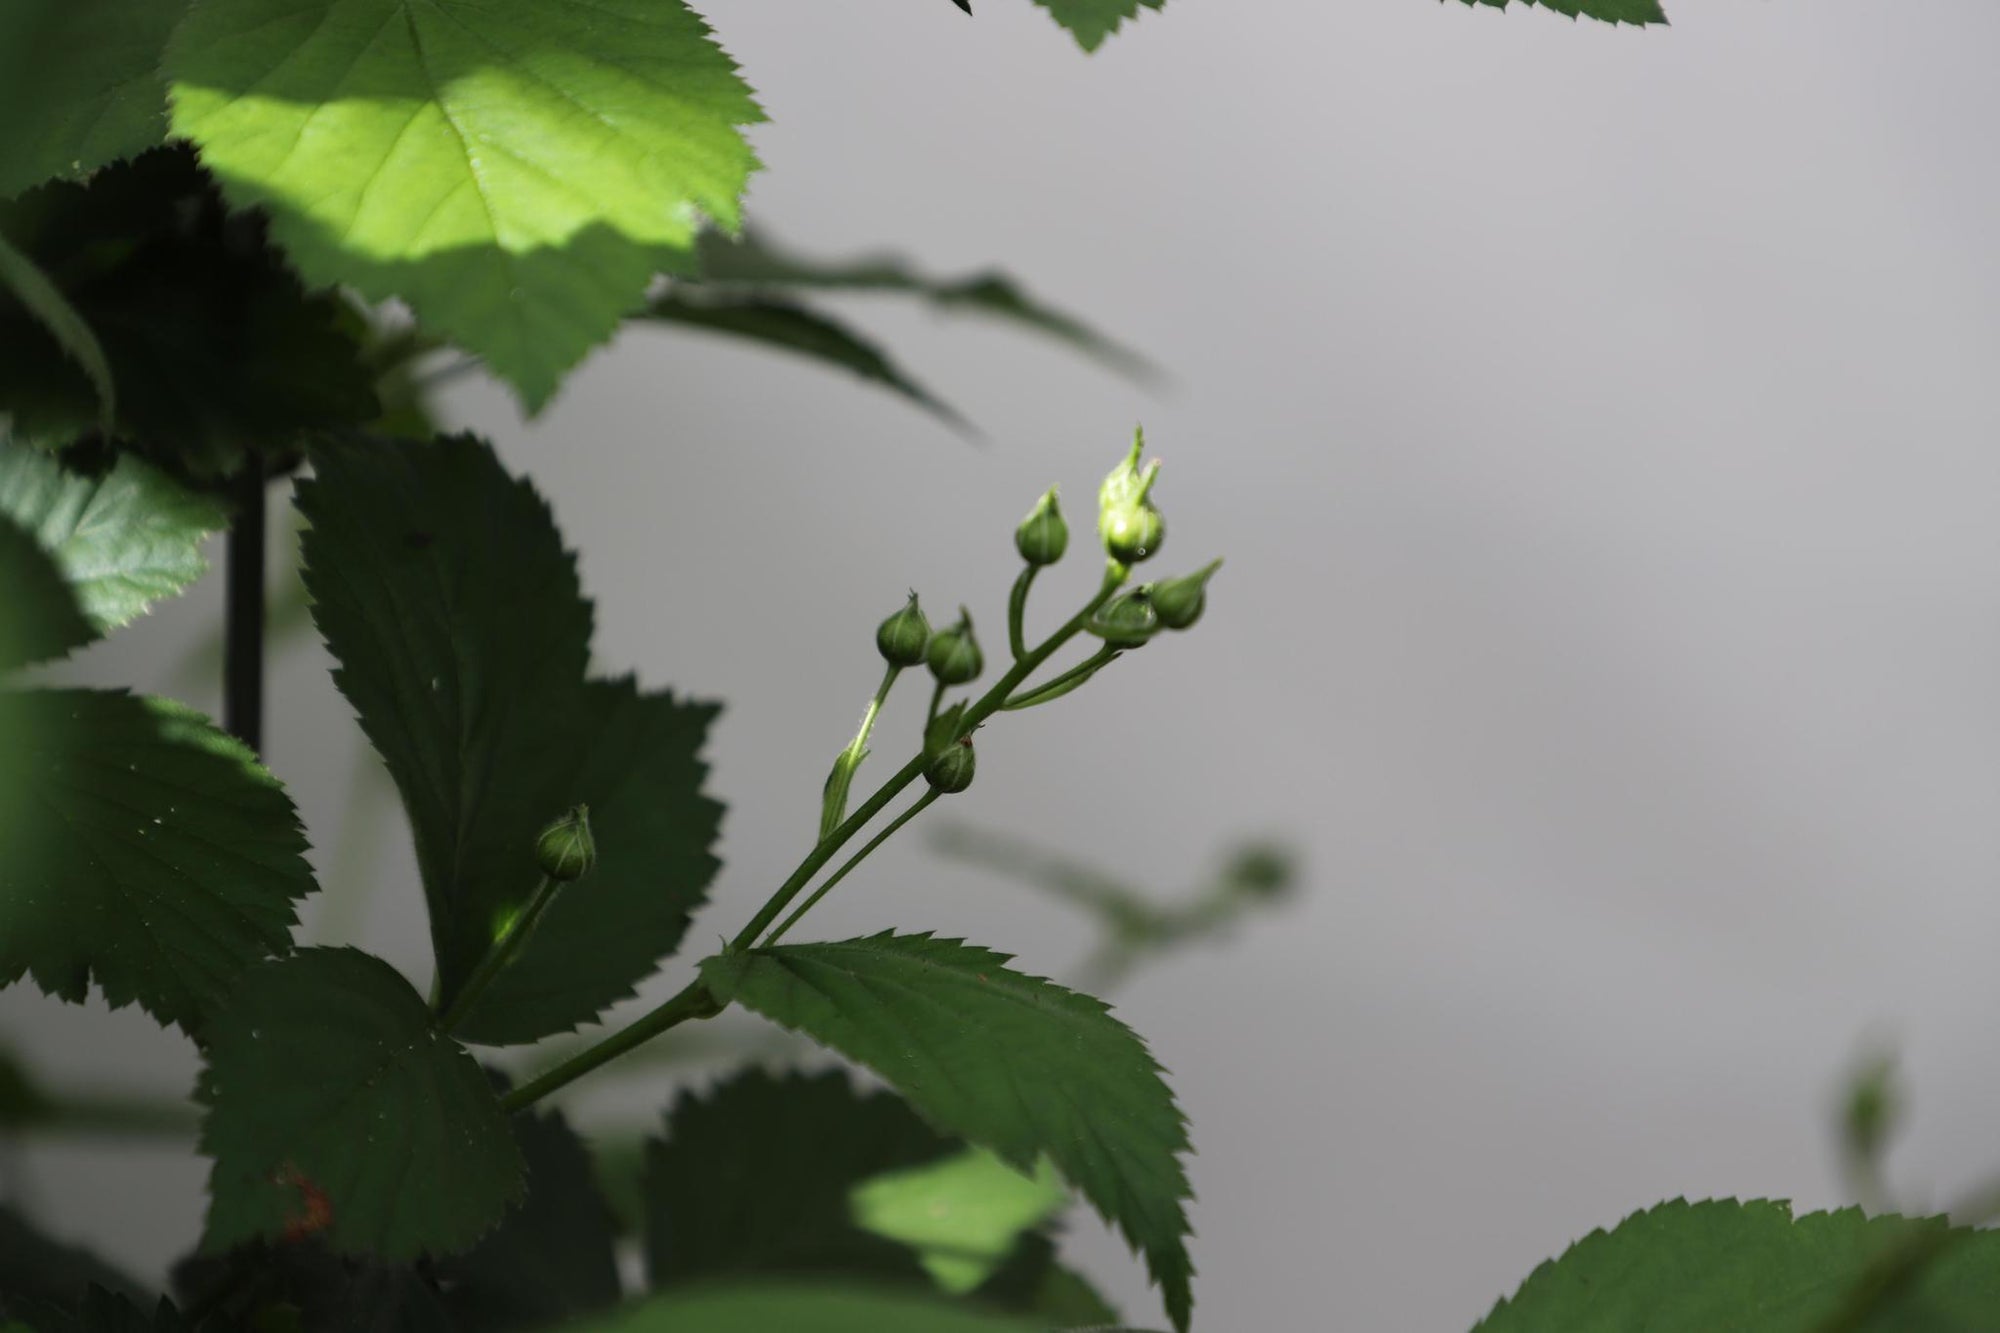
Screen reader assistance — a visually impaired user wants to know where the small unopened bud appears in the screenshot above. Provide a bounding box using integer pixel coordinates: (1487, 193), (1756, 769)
(1098, 429), (1164, 564)
(927, 607), (984, 685)
(1015, 487), (1070, 566)
(535, 805), (596, 882)
(925, 736), (977, 793)
(1150, 559), (1221, 630)
(1089, 589), (1160, 648)
(876, 593), (931, 667)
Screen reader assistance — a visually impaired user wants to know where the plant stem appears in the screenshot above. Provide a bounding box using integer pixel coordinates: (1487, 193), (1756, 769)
(439, 875), (561, 1032)
(821, 665), (899, 840)
(497, 978), (723, 1114)
(767, 789), (941, 946)
(223, 458), (267, 753)
(927, 678), (947, 726)
(499, 562), (1128, 1114)
(1007, 565), (1036, 660)
(1002, 645), (1121, 710)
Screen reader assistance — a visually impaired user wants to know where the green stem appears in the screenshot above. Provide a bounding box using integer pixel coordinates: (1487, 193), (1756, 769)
(500, 561), (1129, 1114)
(1007, 565), (1037, 660)
(927, 678), (947, 727)
(767, 789), (942, 946)
(439, 875), (561, 1032)
(821, 665), (899, 840)
(1002, 645), (1121, 711)
(498, 978), (723, 1114)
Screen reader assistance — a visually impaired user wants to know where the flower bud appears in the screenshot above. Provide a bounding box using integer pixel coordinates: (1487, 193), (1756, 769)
(1089, 589), (1160, 648)
(925, 736), (977, 793)
(1150, 559), (1221, 630)
(1014, 487), (1069, 566)
(1098, 429), (1164, 564)
(535, 804), (596, 882)
(876, 593), (931, 667)
(927, 607), (983, 685)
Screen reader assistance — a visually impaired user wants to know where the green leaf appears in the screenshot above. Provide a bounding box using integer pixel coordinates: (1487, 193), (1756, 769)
(561, 1284), (1042, 1333)
(0, 1206), (146, 1315)
(298, 435), (722, 1044)
(694, 230), (1154, 379)
(0, 516), (94, 673)
(1450, 0), (1667, 24)
(199, 948), (525, 1259)
(975, 1233), (1123, 1326)
(0, 445), (227, 636)
(442, 1105), (622, 1328)
(1475, 1198), (2000, 1332)
(1029, 0), (1165, 51)
(0, 0), (181, 199)
(166, 0), (765, 410)
(642, 294), (965, 429)
(0, 689), (317, 1033)
(700, 933), (1196, 1333)
(0, 233), (113, 433)
(852, 1150), (1068, 1294)
(0, 151), (379, 473)
(642, 1068), (952, 1287)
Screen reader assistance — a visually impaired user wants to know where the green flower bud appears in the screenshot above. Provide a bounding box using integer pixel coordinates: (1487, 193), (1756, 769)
(1089, 589), (1160, 648)
(925, 736), (977, 793)
(1014, 487), (1069, 566)
(927, 607), (984, 685)
(1098, 429), (1164, 564)
(925, 701), (969, 760)
(876, 592), (931, 667)
(535, 804), (596, 882)
(1150, 559), (1222, 630)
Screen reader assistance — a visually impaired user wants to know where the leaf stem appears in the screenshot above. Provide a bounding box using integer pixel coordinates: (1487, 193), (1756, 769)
(497, 978), (723, 1115)
(1002, 645), (1121, 711)
(766, 789), (941, 946)
(1007, 565), (1036, 660)
(223, 458), (267, 754)
(439, 875), (561, 1032)
(820, 665), (898, 840)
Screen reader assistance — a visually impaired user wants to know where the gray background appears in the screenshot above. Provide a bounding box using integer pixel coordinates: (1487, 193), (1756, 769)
(7, 1), (2000, 1328)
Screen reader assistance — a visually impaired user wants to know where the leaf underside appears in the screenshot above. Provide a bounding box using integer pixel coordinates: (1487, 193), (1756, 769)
(199, 948), (524, 1259)
(0, 689), (316, 1033)
(166, 0), (766, 409)
(701, 932), (1196, 1332)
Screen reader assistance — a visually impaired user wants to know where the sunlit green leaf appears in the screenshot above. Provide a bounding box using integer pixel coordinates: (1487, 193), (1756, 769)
(852, 1150), (1068, 1294)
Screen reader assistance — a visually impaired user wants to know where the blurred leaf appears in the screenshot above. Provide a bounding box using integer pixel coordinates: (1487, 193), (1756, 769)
(1028, 0), (1165, 50)
(975, 1233), (1121, 1326)
(694, 230), (1153, 379)
(0, 0), (180, 199)
(852, 1149), (1068, 1294)
(298, 435), (723, 1044)
(560, 1284), (1042, 1333)
(702, 933), (1195, 1332)
(0, 445), (227, 636)
(0, 515), (93, 672)
(442, 1106), (622, 1329)
(0, 1206), (147, 1316)
(0, 689), (317, 1033)
(0, 232), (112, 431)
(1475, 1198), (2000, 1332)
(1450, 0), (1667, 23)
(199, 948), (524, 1259)
(642, 294), (965, 428)
(643, 1068), (951, 1287)
(166, 0), (763, 410)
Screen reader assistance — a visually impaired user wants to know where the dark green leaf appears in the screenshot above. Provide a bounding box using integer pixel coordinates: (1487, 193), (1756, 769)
(0, 233), (113, 432)
(1450, 0), (1667, 24)
(562, 1284), (1042, 1333)
(0, 0), (181, 199)
(0, 516), (93, 672)
(166, 0), (764, 410)
(0, 150), (378, 473)
(643, 1068), (952, 1287)
(0, 445), (227, 636)
(0, 1206), (147, 1315)
(1030, 0), (1165, 51)
(298, 436), (723, 1044)
(199, 948), (524, 1259)
(694, 230), (1153, 378)
(0, 689), (317, 1033)
(641, 294), (964, 428)
(171, 1243), (452, 1333)
(1475, 1198), (2000, 1332)
(701, 933), (1195, 1332)
(976, 1234), (1123, 1326)
(442, 1106), (621, 1328)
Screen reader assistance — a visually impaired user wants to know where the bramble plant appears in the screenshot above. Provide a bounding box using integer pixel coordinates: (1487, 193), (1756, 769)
(3, 0), (1995, 1331)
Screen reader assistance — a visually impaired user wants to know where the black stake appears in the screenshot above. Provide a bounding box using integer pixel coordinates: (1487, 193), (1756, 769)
(223, 457), (267, 755)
